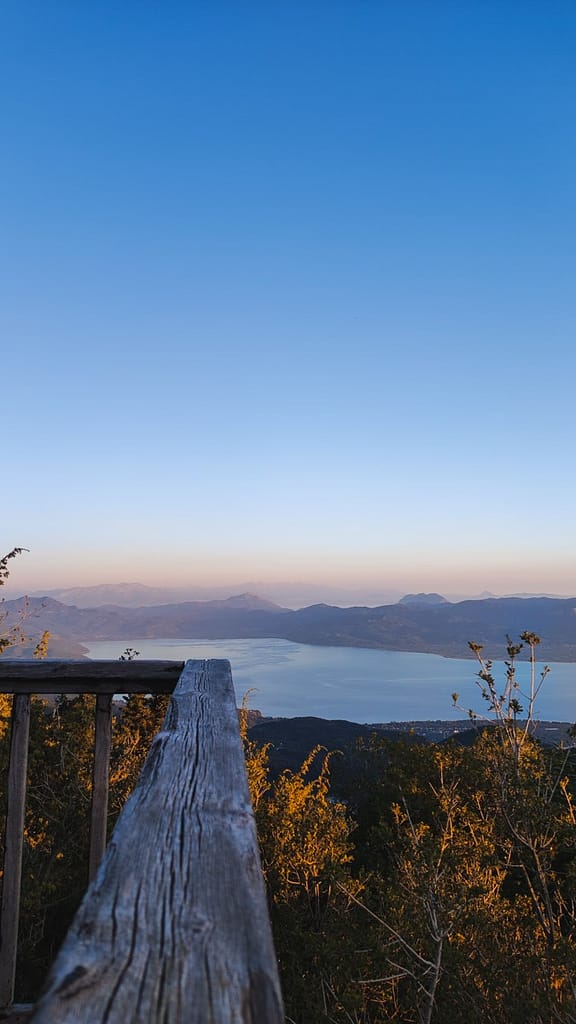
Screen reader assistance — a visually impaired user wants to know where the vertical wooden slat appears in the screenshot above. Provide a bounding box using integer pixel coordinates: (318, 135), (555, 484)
(0, 694), (31, 1010)
(88, 694), (112, 883)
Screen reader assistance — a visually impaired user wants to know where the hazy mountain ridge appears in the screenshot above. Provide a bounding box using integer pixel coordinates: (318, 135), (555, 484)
(17, 582), (572, 610)
(4, 593), (576, 662)
(24, 582), (406, 609)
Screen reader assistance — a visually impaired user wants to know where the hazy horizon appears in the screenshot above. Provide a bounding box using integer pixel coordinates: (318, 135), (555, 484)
(4, 4), (576, 599)
(3, 570), (576, 611)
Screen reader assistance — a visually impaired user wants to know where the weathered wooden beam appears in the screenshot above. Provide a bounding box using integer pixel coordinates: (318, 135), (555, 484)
(0, 661), (184, 695)
(0, 696), (31, 1011)
(88, 694), (113, 883)
(30, 659), (284, 1024)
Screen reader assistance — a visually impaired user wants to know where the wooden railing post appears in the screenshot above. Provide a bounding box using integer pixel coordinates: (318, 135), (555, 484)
(31, 660), (284, 1024)
(88, 694), (113, 883)
(0, 694), (31, 1010)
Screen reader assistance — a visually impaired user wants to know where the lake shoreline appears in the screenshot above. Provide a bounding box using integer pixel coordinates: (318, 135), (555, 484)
(79, 633), (576, 663)
(82, 638), (576, 724)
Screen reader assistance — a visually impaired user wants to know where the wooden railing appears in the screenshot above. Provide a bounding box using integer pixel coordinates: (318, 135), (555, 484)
(0, 659), (284, 1023)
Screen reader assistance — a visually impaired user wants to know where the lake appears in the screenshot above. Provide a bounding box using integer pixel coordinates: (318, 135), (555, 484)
(83, 638), (576, 724)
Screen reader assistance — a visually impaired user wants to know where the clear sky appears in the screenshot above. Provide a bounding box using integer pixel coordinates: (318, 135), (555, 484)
(3, 2), (576, 598)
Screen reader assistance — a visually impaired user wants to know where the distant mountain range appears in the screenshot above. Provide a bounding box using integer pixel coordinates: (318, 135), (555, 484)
(3, 592), (576, 662)
(22, 582), (406, 609)
(8, 581), (571, 610)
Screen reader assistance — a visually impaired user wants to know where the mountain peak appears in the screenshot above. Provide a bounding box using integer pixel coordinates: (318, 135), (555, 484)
(220, 593), (286, 611)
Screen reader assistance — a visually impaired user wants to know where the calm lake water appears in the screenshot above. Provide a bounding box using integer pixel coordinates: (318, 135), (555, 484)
(83, 638), (576, 724)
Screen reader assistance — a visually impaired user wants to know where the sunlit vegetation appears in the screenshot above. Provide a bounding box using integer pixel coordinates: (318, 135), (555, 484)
(2, 589), (576, 1019)
(240, 634), (576, 1023)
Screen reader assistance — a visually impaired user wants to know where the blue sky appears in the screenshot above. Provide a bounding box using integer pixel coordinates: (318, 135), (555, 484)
(3, 2), (576, 598)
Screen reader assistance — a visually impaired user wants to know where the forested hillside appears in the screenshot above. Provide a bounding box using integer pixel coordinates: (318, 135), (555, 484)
(2, 643), (576, 1022)
(239, 633), (576, 1024)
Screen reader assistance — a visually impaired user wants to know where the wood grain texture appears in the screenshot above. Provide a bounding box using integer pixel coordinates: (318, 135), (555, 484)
(30, 660), (284, 1024)
(0, 662), (184, 695)
(0, 697), (31, 1010)
(88, 695), (113, 883)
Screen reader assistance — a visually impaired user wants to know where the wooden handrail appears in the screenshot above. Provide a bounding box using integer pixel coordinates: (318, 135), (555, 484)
(0, 660), (184, 694)
(0, 659), (283, 1023)
(0, 660), (184, 1011)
